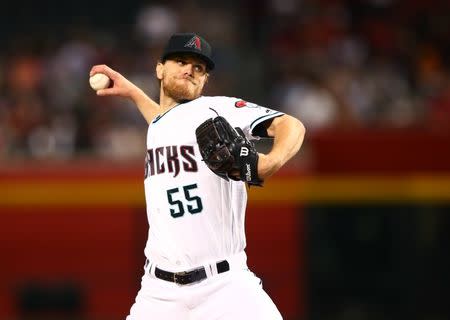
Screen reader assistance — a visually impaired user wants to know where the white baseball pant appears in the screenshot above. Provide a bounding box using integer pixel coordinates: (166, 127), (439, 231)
(126, 251), (282, 320)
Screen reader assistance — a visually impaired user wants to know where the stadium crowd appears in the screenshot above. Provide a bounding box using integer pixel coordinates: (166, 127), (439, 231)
(0, 0), (449, 160)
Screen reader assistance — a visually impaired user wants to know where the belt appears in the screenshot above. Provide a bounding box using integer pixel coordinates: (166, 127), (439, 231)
(154, 260), (230, 285)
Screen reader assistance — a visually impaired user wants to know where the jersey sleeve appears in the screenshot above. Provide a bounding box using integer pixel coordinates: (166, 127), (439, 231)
(217, 97), (284, 140)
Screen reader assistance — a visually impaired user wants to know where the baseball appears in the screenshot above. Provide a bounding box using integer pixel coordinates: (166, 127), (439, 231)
(89, 73), (111, 91)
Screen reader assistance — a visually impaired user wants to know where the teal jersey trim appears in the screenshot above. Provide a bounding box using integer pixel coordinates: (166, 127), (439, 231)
(152, 96), (203, 124)
(152, 103), (180, 124)
(249, 111), (284, 132)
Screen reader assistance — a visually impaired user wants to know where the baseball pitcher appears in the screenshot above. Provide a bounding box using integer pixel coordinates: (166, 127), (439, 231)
(90, 33), (305, 320)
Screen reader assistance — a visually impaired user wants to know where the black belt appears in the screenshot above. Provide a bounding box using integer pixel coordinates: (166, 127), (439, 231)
(153, 260), (230, 285)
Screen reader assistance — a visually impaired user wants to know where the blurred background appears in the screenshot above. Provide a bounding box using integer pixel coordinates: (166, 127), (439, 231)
(1, 0), (450, 319)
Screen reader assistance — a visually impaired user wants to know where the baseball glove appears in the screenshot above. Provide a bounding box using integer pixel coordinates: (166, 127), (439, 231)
(195, 116), (263, 186)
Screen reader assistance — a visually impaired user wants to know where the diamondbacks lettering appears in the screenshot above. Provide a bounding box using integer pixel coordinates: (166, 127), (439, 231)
(145, 145), (198, 178)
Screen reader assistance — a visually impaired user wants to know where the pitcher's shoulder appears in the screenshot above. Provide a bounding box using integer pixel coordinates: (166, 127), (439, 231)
(198, 95), (242, 107)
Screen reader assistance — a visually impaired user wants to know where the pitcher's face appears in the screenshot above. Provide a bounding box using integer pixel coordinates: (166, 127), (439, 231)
(157, 54), (209, 102)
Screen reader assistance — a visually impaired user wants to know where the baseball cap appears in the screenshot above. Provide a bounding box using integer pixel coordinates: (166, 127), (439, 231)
(161, 33), (215, 71)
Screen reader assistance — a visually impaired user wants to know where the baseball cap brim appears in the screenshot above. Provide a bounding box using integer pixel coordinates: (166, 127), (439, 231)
(162, 50), (215, 71)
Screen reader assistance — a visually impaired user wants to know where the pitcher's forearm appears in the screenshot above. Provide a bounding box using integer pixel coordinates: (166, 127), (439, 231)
(130, 88), (161, 124)
(90, 64), (162, 124)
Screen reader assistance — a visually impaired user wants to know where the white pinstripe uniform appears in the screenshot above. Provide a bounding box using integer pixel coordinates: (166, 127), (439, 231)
(127, 96), (284, 320)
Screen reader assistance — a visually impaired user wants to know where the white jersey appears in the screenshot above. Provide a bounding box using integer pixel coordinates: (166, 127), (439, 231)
(143, 96), (283, 271)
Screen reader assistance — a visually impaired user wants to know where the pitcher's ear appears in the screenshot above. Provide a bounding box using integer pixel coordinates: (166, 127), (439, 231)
(156, 62), (164, 80)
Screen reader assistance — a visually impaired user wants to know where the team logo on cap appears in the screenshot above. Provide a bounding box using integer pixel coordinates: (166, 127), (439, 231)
(185, 36), (202, 50)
